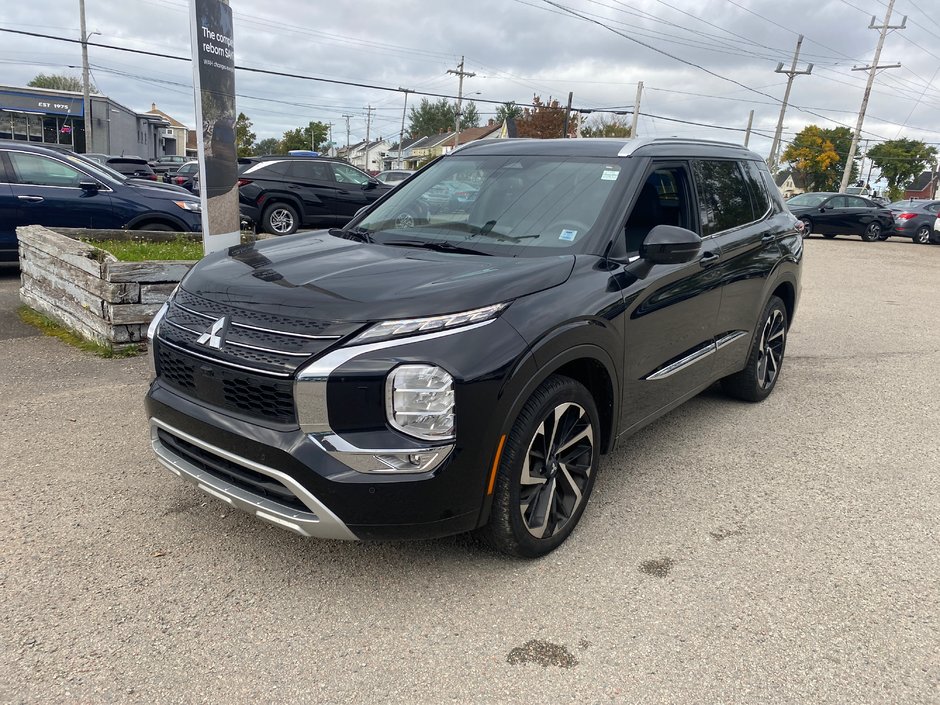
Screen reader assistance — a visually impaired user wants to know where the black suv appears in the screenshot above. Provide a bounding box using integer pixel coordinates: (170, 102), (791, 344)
(237, 156), (393, 235)
(145, 137), (802, 557)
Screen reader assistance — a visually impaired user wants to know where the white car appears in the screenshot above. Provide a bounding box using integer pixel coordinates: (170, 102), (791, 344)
(376, 169), (415, 186)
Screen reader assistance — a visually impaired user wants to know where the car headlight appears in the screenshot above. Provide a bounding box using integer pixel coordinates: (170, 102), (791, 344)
(174, 200), (202, 213)
(353, 302), (507, 344)
(385, 364), (455, 441)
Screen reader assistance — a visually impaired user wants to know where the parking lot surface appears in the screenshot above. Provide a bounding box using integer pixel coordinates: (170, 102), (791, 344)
(1, 239), (938, 703)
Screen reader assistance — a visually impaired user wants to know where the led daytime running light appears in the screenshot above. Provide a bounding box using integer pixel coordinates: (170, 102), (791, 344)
(354, 302), (507, 343)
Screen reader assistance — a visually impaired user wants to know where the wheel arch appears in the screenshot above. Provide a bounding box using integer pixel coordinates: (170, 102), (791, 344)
(126, 213), (189, 231)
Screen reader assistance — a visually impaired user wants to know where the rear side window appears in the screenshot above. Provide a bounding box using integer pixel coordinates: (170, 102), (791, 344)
(289, 161), (333, 182)
(692, 160), (754, 236)
(742, 161), (771, 218)
(845, 196), (868, 208)
(246, 161), (291, 177)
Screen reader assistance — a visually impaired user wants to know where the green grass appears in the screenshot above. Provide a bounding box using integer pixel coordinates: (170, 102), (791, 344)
(82, 235), (204, 262)
(18, 306), (141, 358)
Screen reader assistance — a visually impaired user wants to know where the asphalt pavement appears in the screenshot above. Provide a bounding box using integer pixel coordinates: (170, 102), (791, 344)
(1, 238), (938, 704)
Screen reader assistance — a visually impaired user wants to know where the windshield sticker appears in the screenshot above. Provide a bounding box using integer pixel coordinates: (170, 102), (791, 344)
(601, 168), (620, 181)
(559, 229), (578, 241)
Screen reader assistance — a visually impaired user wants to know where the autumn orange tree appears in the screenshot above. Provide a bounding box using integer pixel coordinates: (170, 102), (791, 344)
(781, 125), (856, 191)
(516, 95), (578, 139)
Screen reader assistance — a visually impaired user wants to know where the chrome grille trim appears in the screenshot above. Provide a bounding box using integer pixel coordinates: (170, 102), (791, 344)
(156, 335), (292, 378)
(173, 300), (342, 340)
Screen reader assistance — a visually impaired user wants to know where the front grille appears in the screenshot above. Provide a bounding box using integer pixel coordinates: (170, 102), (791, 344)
(160, 289), (364, 376)
(157, 428), (308, 513)
(156, 342), (297, 425)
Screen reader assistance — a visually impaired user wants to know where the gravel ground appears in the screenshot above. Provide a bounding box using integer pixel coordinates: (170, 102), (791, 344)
(1, 238), (938, 704)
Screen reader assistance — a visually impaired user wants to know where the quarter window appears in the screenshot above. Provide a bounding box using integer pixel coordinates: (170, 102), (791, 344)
(692, 160), (754, 236)
(742, 161), (771, 217)
(8, 152), (86, 187)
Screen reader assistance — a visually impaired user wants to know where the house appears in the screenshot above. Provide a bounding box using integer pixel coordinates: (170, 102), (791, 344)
(342, 138), (391, 173)
(145, 103), (190, 158)
(774, 169), (811, 198)
(903, 171), (939, 199)
(441, 124), (502, 153)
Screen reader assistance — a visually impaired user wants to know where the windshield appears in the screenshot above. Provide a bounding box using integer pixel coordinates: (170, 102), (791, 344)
(787, 193), (829, 207)
(353, 154), (624, 256)
(60, 153), (124, 186)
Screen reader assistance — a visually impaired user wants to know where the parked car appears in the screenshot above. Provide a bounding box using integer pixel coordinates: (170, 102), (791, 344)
(237, 156), (393, 234)
(934, 214), (940, 244)
(886, 199), (940, 244)
(420, 179), (479, 213)
(149, 155), (189, 176)
(84, 154), (160, 182)
(376, 169), (415, 185)
(786, 192), (894, 241)
(165, 160), (200, 193)
(57, 150), (190, 194)
(145, 136), (802, 557)
(0, 141), (202, 260)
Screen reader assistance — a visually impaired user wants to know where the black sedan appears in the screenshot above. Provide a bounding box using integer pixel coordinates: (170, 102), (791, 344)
(886, 199), (940, 244)
(786, 192), (894, 241)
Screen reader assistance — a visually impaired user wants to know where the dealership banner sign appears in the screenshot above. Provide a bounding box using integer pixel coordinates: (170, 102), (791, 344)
(189, 0), (239, 253)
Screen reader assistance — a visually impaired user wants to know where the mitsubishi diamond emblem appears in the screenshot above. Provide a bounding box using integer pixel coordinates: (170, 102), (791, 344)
(197, 316), (228, 349)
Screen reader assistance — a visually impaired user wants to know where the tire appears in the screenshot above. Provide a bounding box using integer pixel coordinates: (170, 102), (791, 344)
(133, 221), (176, 232)
(479, 375), (600, 558)
(262, 203), (299, 235)
(861, 221), (882, 242)
(913, 225), (931, 244)
(822, 233), (837, 239)
(799, 217), (812, 238)
(721, 295), (788, 403)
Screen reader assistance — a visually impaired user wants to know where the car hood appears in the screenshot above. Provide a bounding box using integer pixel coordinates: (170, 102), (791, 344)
(122, 181), (198, 202)
(181, 231), (575, 322)
(126, 179), (190, 194)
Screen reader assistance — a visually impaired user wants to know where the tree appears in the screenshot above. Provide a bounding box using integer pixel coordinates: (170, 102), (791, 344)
(235, 112), (256, 158)
(408, 98), (456, 137)
(279, 122), (330, 152)
(581, 114), (632, 138)
(253, 137), (280, 155)
(459, 101), (480, 129)
(28, 73), (97, 94)
(781, 125), (856, 191)
(866, 139), (938, 201)
(495, 102), (523, 123)
(515, 95), (577, 139)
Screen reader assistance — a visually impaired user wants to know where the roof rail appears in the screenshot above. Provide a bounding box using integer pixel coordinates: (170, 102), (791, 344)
(617, 136), (745, 157)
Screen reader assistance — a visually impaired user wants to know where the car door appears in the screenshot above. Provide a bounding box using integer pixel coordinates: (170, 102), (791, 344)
(287, 160), (340, 226)
(819, 195), (850, 234)
(0, 154), (19, 260)
(330, 163), (378, 220)
(5, 149), (116, 230)
(618, 162), (723, 431)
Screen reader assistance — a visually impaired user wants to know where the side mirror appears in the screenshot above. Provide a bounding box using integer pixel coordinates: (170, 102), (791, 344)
(818, 206), (829, 212)
(79, 181), (100, 194)
(363, 179), (378, 190)
(641, 225), (701, 265)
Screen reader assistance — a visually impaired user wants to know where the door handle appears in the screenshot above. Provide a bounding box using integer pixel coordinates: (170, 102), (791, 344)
(761, 232), (775, 241)
(699, 251), (720, 266)
(287, 184), (301, 190)
(17, 195), (44, 203)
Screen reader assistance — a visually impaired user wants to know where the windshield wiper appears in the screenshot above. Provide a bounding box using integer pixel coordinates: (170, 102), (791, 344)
(467, 220), (540, 242)
(382, 239), (492, 256)
(330, 226), (374, 243)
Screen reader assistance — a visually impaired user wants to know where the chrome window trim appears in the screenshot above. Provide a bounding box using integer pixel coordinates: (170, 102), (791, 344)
(150, 418), (357, 540)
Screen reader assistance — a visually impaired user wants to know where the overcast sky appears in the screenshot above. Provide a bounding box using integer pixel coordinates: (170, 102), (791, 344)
(1, 0), (938, 165)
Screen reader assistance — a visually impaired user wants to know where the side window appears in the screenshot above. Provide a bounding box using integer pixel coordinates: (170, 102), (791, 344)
(692, 160), (754, 236)
(332, 163), (369, 185)
(289, 161), (333, 182)
(828, 196), (848, 208)
(8, 152), (85, 187)
(624, 166), (694, 253)
(247, 161), (291, 178)
(846, 196), (867, 208)
(742, 161), (771, 218)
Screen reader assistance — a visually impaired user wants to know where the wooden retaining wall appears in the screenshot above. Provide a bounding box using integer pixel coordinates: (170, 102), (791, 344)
(17, 225), (198, 351)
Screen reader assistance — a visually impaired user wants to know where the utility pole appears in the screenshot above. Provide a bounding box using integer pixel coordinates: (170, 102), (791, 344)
(397, 88), (411, 169)
(326, 122), (333, 155)
(630, 81), (643, 138)
(839, 1), (905, 193)
(562, 91), (573, 138)
(79, 0), (92, 153)
(448, 56), (476, 147)
(744, 110), (754, 147)
(767, 36), (813, 173)
(363, 105), (375, 172)
(342, 114), (353, 149)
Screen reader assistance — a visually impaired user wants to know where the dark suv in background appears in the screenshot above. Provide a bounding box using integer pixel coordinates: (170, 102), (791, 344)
(237, 156), (393, 235)
(0, 141), (202, 261)
(146, 137), (802, 557)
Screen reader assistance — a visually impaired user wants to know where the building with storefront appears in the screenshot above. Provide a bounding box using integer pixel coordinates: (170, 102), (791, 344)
(0, 84), (182, 159)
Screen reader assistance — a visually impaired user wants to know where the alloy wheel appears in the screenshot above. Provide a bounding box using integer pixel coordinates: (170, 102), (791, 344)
(270, 208), (295, 234)
(864, 222), (882, 241)
(756, 309), (786, 390)
(519, 402), (594, 539)
(914, 225), (930, 244)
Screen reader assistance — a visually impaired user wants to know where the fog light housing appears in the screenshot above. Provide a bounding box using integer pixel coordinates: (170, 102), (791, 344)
(385, 364), (455, 441)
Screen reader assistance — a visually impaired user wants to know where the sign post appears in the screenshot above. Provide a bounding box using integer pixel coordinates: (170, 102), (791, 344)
(189, 0), (239, 254)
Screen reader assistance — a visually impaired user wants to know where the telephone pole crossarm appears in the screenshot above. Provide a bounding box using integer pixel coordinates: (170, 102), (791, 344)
(447, 56), (476, 147)
(767, 35), (813, 172)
